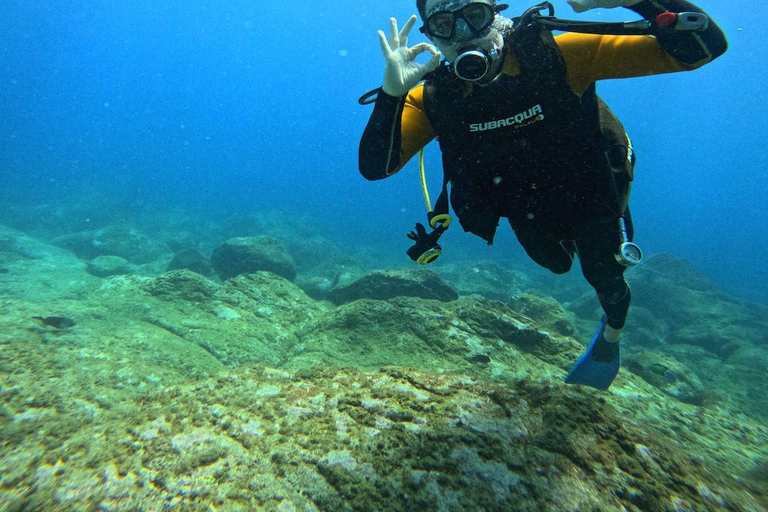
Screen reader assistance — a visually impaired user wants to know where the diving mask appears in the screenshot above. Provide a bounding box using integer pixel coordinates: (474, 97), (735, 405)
(420, 1), (509, 42)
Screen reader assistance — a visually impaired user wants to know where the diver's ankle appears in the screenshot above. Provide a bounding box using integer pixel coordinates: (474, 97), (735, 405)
(603, 325), (622, 344)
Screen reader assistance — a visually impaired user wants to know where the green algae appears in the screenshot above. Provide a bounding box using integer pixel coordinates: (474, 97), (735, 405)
(1, 236), (768, 511)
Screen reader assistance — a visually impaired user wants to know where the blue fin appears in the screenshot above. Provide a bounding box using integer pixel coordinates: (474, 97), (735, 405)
(564, 317), (620, 391)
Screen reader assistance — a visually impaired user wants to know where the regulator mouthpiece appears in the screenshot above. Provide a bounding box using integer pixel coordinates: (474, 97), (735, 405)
(453, 46), (493, 82)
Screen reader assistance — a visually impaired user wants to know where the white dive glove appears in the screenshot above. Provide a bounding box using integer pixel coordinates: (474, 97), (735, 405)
(378, 15), (441, 97)
(567, 0), (644, 13)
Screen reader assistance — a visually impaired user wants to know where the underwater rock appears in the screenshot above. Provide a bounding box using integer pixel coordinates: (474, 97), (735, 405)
(1, 362), (764, 512)
(297, 275), (337, 301)
(210, 236), (297, 282)
(284, 234), (348, 273)
(164, 231), (203, 253)
(634, 253), (717, 293)
(91, 225), (165, 264)
(295, 258), (367, 301)
(55, 225), (165, 264)
(166, 247), (211, 276)
(86, 255), (134, 277)
(624, 351), (707, 405)
(507, 293), (576, 337)
(627, 253), (768, 357)
(434, 260), (539, 301)
(290, 295), (572, 375)
(32, 316), (76, 329)
(142, 269), (219, 302)
(1, 225), (77, 261)
(629, 253), (726, 329)
(0, 227), (99, 302)
(326, 269), (458, 305)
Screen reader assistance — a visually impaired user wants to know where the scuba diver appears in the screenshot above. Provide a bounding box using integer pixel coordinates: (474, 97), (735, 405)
(358, 0), (726, 390)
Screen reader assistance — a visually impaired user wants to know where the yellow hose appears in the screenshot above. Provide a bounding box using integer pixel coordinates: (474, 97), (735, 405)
(418, 148), (453, 229)
(419, 148), (432, 212)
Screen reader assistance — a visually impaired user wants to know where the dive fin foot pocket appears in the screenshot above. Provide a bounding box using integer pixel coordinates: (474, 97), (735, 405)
(564, 316), (620, 391)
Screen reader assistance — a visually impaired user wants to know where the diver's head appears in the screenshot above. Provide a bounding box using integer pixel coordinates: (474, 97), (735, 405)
(418, 0), (512, 83)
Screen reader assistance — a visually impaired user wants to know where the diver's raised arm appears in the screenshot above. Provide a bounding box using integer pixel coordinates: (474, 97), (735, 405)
(569, 0), (727, 64)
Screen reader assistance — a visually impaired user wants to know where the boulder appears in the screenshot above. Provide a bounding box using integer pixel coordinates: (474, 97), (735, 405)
(55, 225), (165, 264)
(434, 260), (539, 301)
(167, 248), (211, 276)
(87, 255), (134, 277)
(507, 293), (576, 337)
(142, 269), (219, 302)
(210, 236), (296, 282)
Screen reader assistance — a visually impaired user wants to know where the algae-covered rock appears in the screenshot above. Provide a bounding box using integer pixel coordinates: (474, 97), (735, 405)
(507, 293), (577, 337)
(296, 275), (337, 301)
(210, 235), (297, 281)
(327, 269), (458, 305)
(434, 260), (539, 301)
(87, 254), (134, 277)
(119, 270), (330, 367)
(55, 225), (166, 264)
(618, 254), (768, 419)
(3, 220), (768, 512)
(142, 269), (219, 302)
(166, 247), (211, 276)
(290, 295), (578, 381)
(0, 227), (99, 302)
(624, 350), (707, 405)
(1, 364), (765, 512)
(295, 257), (367, 301)
(629, 254), (768, 353)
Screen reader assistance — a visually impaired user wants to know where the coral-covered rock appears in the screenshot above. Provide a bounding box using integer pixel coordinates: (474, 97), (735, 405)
(327, 269), (458, 305)
(210, 236), (296, 282)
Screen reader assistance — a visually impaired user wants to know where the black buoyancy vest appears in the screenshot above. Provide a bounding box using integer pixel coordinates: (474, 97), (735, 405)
(423, 22), (630, 244)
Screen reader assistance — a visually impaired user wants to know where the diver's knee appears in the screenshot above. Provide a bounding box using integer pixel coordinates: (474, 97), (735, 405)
(597, 278), (630, 305)
(548, 265), (571, 275)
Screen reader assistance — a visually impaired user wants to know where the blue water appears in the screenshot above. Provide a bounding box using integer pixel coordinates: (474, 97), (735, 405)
(1, 0), (765, 302)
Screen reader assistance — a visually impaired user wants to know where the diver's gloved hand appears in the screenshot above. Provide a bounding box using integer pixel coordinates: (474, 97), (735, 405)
(378, 15), (441, 97)
(567, 0), (643, 13)
(406, 222), (443, 263)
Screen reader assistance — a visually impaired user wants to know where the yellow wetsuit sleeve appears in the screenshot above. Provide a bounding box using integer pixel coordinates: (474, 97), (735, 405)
(556, 32), (706, 96)
(395, 84), (435, 173)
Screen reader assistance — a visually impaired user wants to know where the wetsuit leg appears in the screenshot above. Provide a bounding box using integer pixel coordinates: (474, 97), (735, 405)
(511, 222), (575, 275)
(575, 217), (631, 330)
